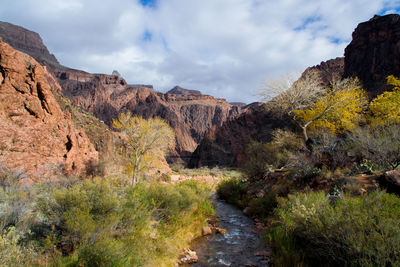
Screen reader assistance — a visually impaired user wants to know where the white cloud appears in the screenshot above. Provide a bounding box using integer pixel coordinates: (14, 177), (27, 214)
(0, 0), (397, 102)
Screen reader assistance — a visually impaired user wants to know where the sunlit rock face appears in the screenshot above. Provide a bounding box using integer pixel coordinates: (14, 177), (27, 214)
(0, 41), (98, 181)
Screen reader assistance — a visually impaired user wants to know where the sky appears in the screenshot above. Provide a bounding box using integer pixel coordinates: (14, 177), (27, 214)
(1, 0), (399, 103)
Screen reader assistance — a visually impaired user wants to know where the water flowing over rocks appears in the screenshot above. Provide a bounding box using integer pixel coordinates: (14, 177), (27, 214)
(183, 197), (269, 266)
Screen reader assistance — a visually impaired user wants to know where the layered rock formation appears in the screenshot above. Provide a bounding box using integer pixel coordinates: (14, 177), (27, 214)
(53, 68), (241, 161)
(0, 21), (242, 163)
(344, 14), (400, 96)
(0, 21), (244, 163)
(0, 41), (97, 180)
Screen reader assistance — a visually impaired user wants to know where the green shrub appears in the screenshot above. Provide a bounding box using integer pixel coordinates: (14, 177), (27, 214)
(347, 124), (400, 170)
(289, 165), (321, 186)
(76, 240), (125, 267)
(270, 191), (400, 266)
(246, 192), (278, 219)
(0, 176), (214, 266)
(0, 227), (38, 266)
(217, 178), (249, 208)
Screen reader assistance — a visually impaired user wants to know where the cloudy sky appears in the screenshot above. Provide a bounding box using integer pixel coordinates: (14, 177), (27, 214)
(1, 0), (399, 103)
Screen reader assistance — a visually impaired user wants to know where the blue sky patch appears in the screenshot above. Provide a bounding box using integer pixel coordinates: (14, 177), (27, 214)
(142, 30), (152, 42)
(140, 0), (156, 8)
(378, 6), (400, 16)
(294, 16), (322, 31)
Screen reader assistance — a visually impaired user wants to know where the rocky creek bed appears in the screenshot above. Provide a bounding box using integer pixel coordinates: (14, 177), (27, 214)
(181, 196), (270, 266)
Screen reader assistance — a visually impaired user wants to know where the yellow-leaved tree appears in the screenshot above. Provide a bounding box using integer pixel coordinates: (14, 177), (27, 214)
(293, 78), (367, 142)
(112, 111), (175, 185)
(369, 75), (400, 125)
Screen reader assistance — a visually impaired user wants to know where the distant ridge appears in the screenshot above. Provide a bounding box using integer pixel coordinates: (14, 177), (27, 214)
(167, 86), (202, 96)
(0, 21), (60, 67)
(230, 102), (247, 108)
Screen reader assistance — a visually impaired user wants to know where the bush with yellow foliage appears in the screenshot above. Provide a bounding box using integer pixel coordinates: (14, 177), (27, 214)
(112, 111), (175, 185)
(369, 75), (400, 125)
(293, 78), (367, 142)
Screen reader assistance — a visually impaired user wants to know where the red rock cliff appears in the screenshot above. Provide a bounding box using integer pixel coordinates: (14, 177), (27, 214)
(0, 41), (97, 181)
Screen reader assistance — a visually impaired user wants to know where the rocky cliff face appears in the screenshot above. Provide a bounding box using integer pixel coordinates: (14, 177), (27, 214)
(189, 103), (293, 168)
(302, 57), (345, 86)
(53, 67), (241, 161)
(344, 14), (400, 96)
(0, 41), (97, 181)
(167, 86), (202, 96)
(0, 22), (60, 67)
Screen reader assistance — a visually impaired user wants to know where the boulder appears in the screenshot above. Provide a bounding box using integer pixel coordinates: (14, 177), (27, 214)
(378, 170), (400, 195)
(201, 226), (212, 236)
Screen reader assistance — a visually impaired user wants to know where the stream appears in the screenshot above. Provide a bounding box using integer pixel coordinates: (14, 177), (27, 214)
(184, 196), (270, 267)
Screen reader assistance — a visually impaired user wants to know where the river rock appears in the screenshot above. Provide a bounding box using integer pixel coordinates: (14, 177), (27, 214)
(213, 227), (228, 234)
(178, 248), (198, 264)
(255, 250), (271, 259)
(202, 226), (212, 236)
(243, 207), (251, 215)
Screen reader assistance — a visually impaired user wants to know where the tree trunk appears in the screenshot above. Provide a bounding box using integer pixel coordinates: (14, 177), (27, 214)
(302, 125), (309, 143)
(132, 167), (138, 185)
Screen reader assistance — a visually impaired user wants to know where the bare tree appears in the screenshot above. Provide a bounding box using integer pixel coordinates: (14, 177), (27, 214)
(258, 70), (324, 118)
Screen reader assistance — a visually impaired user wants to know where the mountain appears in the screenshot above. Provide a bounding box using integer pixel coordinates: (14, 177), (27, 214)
(0, 22), (60, 67)
(0, 41), (97, 181)
(167, 86), (202, 96)
(0, 21), (242, 163)
(53, 68), (242, 161)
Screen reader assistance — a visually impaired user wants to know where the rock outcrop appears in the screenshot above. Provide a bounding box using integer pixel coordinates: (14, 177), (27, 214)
(378, 170), (400, 196)
(344, 14), (400, 96)
(302, 57), (345, 87)
(0, 41), (97, 181)
(0, 21), (60, 67)
(190, 103), (292, 167)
